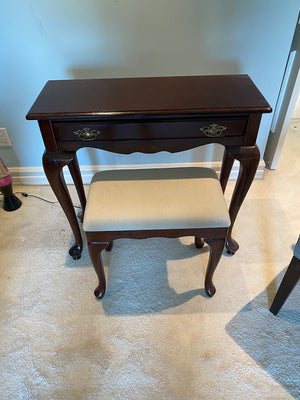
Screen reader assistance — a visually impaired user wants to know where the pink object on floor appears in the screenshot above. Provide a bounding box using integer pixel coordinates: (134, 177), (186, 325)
(0, 158), (13, 187)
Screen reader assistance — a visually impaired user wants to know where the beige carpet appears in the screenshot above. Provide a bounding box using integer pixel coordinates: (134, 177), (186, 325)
(0, 123), (299, 399)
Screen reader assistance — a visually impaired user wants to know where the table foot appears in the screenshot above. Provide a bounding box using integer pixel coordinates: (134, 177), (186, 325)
(226, 237), (239, 255)
(94, 285), (106, 299)
(69, 244), (83, 260)
(205, 282), (216, 297)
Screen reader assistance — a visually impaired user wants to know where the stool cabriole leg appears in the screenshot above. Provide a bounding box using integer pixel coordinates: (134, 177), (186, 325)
(195, 237), (205, 249)
(204, 237), (226, 297)
(106, 241), (113, 251)
(88, 241), (110, 299)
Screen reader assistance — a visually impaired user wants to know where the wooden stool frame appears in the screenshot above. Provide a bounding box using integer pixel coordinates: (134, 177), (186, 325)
(86, 228), (228, 300)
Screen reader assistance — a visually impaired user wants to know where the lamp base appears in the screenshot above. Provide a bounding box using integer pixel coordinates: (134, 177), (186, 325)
(0, 183), (22, 212)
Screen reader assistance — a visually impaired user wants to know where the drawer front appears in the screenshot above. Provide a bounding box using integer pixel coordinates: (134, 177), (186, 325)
(53, 117), (247, 143)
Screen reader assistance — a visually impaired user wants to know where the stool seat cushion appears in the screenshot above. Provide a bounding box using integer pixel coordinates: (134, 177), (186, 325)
(83, 167), (230, 232)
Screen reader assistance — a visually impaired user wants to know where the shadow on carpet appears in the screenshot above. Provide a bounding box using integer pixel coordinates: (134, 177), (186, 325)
(99, 238), (209, 315)
(226, 268), (300, 399)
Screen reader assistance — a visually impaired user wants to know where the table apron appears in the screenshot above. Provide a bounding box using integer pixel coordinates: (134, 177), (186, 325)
(55, 136), (244, 153)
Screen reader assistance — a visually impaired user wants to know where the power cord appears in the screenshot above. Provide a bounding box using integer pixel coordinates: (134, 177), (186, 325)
(18, 192), (57, 205)
(0, 191), (81, 209)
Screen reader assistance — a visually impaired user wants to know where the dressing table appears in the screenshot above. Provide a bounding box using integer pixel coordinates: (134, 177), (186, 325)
(26, 75), (272, 260)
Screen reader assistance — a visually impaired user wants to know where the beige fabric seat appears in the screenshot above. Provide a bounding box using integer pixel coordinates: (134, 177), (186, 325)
(83, 167), (230, 300)
(83, 168), (230, 231)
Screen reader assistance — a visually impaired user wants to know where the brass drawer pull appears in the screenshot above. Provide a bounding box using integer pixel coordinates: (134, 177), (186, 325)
(200, 123), (227, 137)
(74, 127), (101, 140)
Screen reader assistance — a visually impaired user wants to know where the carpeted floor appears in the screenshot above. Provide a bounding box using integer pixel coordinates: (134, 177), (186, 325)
(0, 123), (299, 399)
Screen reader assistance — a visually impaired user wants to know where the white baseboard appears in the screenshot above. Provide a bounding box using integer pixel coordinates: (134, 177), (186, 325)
(10, 160), (265, 186)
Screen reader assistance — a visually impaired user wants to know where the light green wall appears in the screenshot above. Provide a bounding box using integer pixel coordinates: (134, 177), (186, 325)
(0, 0), (299, 169)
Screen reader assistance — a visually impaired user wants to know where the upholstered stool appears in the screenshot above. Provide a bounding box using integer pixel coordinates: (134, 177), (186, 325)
(83, 167), (230, 299)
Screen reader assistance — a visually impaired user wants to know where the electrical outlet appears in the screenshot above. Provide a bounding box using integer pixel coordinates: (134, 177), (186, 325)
(0, 128), (12, 146)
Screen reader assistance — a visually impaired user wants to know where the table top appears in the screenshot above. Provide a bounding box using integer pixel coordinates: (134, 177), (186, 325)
(26, 75), (272, 120)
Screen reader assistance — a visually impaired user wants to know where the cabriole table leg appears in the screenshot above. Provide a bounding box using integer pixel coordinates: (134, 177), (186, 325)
(225, 145), (260, 254)
(43, 151), (83, 259)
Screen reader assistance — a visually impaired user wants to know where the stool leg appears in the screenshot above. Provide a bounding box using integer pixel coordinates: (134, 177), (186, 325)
(88, 241), (110, 299)
(204, 238), (226, 297)
(106, 241), (113, 251)
(195, 237), (205, 249)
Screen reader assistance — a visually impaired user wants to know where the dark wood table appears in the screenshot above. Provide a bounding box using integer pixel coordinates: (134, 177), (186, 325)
(26, 75), (272, 259)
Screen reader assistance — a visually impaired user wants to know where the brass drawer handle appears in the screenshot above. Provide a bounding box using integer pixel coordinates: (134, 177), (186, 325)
(74, 127), (101, 140)
(200, 123), (227, 137)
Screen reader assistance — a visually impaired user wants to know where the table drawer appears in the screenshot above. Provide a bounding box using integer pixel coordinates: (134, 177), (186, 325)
(53, 117), (247, 143)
